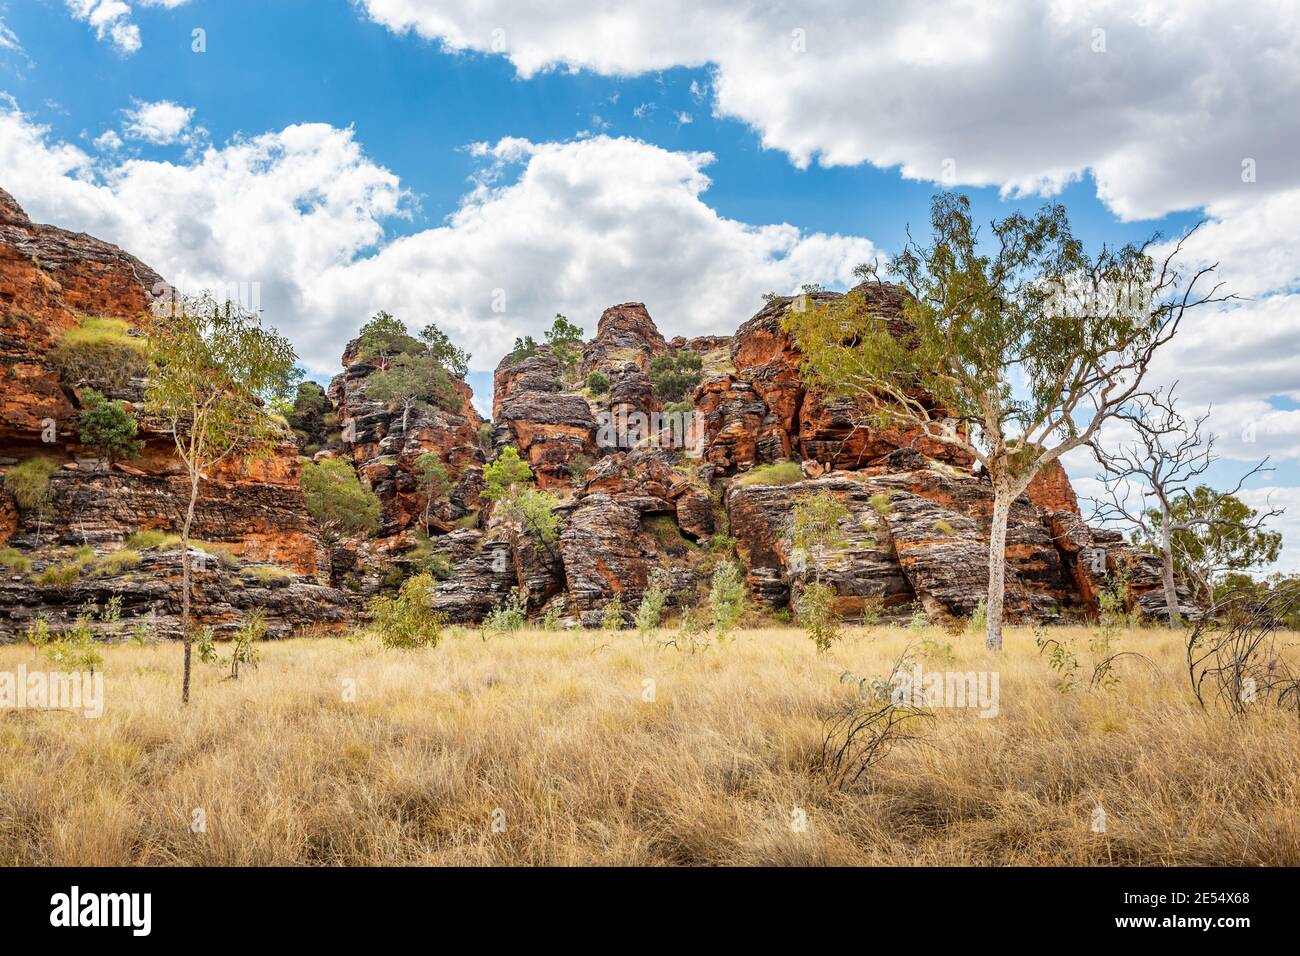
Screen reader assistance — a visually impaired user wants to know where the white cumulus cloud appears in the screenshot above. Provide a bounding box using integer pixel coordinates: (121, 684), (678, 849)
(123, 99), (195, 144)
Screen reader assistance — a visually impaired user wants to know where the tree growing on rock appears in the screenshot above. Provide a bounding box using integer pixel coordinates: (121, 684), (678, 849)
(1089, 386), (1281, 626)
(301, 458), (383, 541)
(145, 292), (297, 704)
(784, 192), (1232, 650)
(365, 352), (458, 434)
(483, 446), (561, 559)
(545, 314), (584, 382)
(649, 349), (704, 402)
(419, 321), (471, 379)
(76, 388), (144, 472)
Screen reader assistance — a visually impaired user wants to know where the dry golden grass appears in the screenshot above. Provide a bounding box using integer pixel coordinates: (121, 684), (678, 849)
(1, 624), (1297, 866)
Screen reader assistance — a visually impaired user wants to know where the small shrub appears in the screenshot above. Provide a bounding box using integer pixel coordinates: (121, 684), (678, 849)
(648, 349), (704, 402)
(483, 588), (528, 635)
(0, 547), (31, 574)
(634, 578), (668, 637)
(708, 561), (746, 638)
(302, 458), (383, 539)
(88, 550), (141, 578)
(586, 370), (610, 395)
(933, 519), (955, 536)
(869, 493), (893, 516)
(735, 460), (803, 487)
(601, 593), (625, 631)
(240, 564), (294, 583)
(797, 580), (841, 653)
(368, 572), (444, 648)
(908, 601), (928, 630)
(966, 599), (988, 635)
(126, 529), (177, 550)
(541, 604), (563, 631)
(76, 388), (143, 466)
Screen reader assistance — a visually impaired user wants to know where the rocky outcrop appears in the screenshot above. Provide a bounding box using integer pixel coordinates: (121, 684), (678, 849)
(0, 189), (348, 640)
(492, 350), (596, 487)
(0, 547), (348, 642)
(330, 338), (486, 534)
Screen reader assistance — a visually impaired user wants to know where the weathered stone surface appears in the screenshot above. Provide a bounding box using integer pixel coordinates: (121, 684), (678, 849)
(726, 475), (916, 621)
(492, 350), (596, 487)
(427, 528), (518, 623)
(560, 494), (648, 626)
(331, 338), (486, 534)
(0, 548), (349, 643)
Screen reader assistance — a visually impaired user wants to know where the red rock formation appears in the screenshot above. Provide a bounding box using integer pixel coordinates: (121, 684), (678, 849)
(0, 188), (344, 639)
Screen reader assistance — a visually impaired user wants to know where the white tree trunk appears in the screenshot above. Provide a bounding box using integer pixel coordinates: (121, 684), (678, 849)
(985, 485), (1012, 652)
(1158, 504), (1180, 627)
(180, 471), (199, 705)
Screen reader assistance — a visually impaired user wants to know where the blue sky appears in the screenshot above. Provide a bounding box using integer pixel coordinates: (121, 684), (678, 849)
(2, 0), (1298, 568)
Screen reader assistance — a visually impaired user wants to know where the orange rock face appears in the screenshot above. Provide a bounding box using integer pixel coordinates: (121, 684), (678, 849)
(0, 188), (325, 579)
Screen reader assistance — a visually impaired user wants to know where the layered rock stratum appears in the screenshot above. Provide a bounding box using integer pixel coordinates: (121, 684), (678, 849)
(0, 188), (1197, 641)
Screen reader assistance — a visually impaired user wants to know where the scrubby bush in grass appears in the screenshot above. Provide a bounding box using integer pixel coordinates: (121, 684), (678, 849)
(541, 604), (563, 631)
(797, 581), (840, 653)
(482, 588), (528, 635)
(735, 460), (803, 487)
(301, 458), (383, 540)
(966, 599), (988, 635)
(601, 593), (625, 631)
(586, 370), (610, 395)
(789, 490), (850, 652)
(126, 529), (175, 550)
(88, 550), (141, 578)
(49, 317), (148, 389)
(368, 573), (444, 648)
(708, 561), (746, 638)
(635, 576), (668, 637)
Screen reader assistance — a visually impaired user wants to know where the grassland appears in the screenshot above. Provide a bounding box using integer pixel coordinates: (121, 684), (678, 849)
(1, 625), (1297, 866)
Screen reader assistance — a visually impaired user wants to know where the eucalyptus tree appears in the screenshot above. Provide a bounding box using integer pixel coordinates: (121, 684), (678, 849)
(784, 192), (1231, 649)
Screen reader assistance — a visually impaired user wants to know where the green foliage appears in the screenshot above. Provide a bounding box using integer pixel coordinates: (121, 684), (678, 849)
(414, 453), (449, 498)
(601, 593), (625, 631)
(240, 564), (294, 583)
(482, 446), (534, 501)
(634, 577), (668, 637)
(4, 456), (58, 514)
(125, 529), (175, 550)
(49, 316), (149, 389)
(541, 604), (563, 631)
(476, 422), (494, 454)
(407, 531), (453, 580)
(301, 458), (383, 539)
(797, 580), (840, 653)
(586, 370), (610, 395)
(418, 321), (471, 378)
(200, 611), (267, 679)
(545, 315), (585, 381)
(285, 380), (329, 445)
(789, 490), (850, 572)
(483, 588), (528, 635)
(357, 311), (424, 367)
(708, 561), (746, 638)
(966, 599), (988, 635)
(735, 460), (803, 487)
(43, 605), (105, 673)
(144, 282), (299, 624)
(0, 547), (32, 573)
(506, 489), (561, 546)
(1142, 487), (1282, 604)
(365, 352), (458, 425)
(509, 335), (539, 362)
(88, 550), (141, 578)
(368, 572), (445, 648)
(76, 388), (144, 466)
(649, 349), (704, 402)
(869, 493), (893, 516)
(933, 519), (955, 536)
(908, 601), (929, 630)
